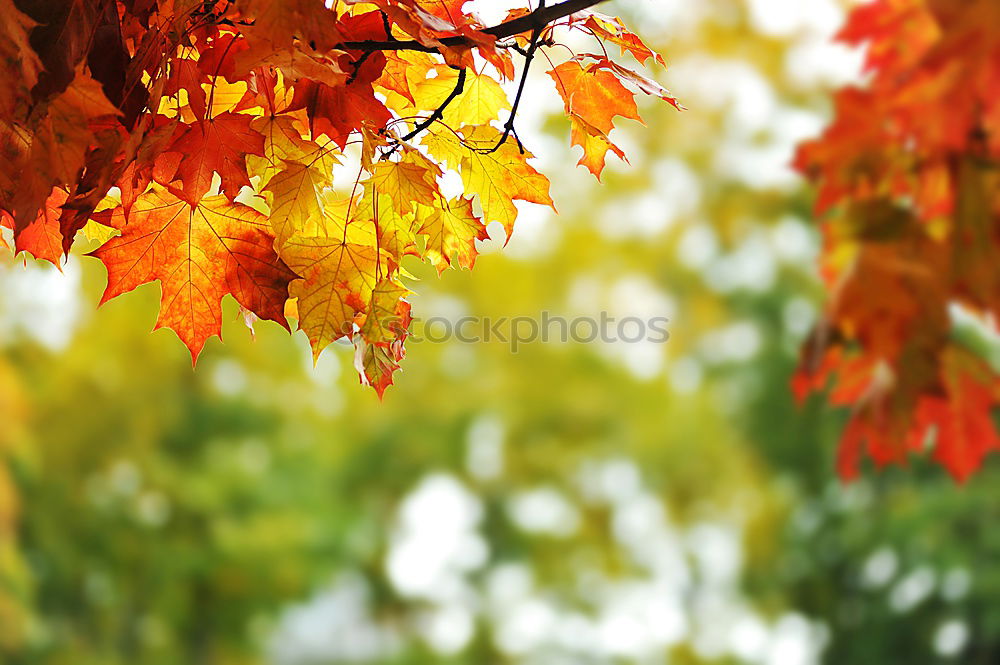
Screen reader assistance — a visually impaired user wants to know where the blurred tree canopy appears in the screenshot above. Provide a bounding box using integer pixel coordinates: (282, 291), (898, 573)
(2, 1), (1000, 665)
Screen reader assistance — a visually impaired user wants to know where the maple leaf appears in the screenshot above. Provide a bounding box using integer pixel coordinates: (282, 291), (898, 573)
(0, 0), (43, 118)
(281, 236), (379, 358)
(586, 57), (683, 109)
(160, 113), (266, 205)
(249, 114), (338, 187)
(360, 277), (412, 345)
(164, 57), (209, 120)
(366, 151), (443, 215)
(263, 161), (329, 245)
(2, 66), (121, 243)
(348, 191), (419, 268)
(14, 0), (124, 103)
(566, 114), (628, 180)
(417, 196), (488, 273)
(548, 60), (641, 135)
(424, 126), (554, 239)
(288, 78), (392, 149)
(409, 65), (511, 125)
(359, 0), (492, 60)
(253, 115), (341, 245)
(90, 184), (296, 363)
(573, 11), (666, 68)
(236, 0), (344, 66)
(921, 349), (1000, 482)
(355, 336), (407, 398)
(8, 187), (67, 268)
(547, 59), (643, 178)
(197, 31), (249, 83)
(795, 0), (1000, 479)
(376, 51), (436, 104)
(239, 46), (349, 91)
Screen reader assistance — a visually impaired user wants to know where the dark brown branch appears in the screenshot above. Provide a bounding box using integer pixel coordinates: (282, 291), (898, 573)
(346, 50), (375, 84)
(485, 21), (544, 154)
(347, 10), (395, 85)
(335, 0), (609, 53)
(380, 11), (394, 41)
(400, 67), (467, 142)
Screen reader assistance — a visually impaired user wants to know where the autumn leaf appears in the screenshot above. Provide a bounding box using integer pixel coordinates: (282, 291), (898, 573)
(356, 336), (406, 398)
(410, 65), (511, 125)
(567, 114), (628, 180)
(795, 0), (1000, 479)
(922, 349), (1000, 482)
(3, 67), (120, 233)
(245, 47), (350, 91)
(0, 0), (43, 117)
(424, 126), (554, 239)
(587, 57), (682, 109)
(289, 78), (392, 149)
(377, 51), (437, 104)
(161, 113), (266, 205)
(263, 161), (329, 245)
(90, 184), (296, 363)
(573, 11), (666, 67)
(9, 187), (67, 268)
(547, 59), (643, 178)
(349, 191), (419, 267)
(281, 236), (379, 359)
(249, 114), (337, 188)
(548, 60), (641, 135)
(164, 57), (209, 121)
(256, 115), (342, 245)
(236, 0), (344, 64)
(366, 151), (443, 215)
(360, 278), (412, 345)
(417, 196), (487, 273)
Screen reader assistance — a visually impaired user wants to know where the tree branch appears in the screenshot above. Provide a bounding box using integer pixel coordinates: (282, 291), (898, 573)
(335, 0), (610, 53)
(485, 21), (544, 154)
(400, 67), (467, 142)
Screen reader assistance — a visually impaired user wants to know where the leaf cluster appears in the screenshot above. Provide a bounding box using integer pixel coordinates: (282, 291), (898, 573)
(794, 0), (1000, 480)
(0, 0), (677, 395)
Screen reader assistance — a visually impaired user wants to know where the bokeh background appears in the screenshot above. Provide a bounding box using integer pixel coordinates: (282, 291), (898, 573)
(3, 1), (999, 663)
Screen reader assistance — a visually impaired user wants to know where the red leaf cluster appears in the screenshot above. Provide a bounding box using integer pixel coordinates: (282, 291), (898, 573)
(796, 0), (1000, 480)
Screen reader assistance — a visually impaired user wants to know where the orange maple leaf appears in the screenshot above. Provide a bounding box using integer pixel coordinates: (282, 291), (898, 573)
(90, 184), (296, 363)
(548, 60), (641, 179)
(7, 187), (67, 268)
(160, 113), (266, 205)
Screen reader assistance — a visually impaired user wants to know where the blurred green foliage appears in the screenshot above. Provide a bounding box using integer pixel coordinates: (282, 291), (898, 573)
(2, 1), (1000, 664)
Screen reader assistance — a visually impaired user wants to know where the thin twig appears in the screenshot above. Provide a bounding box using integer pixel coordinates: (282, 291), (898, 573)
(485, 24), (543, 154)
(380, 11), (395, 41)
(400, 67), (467, 142)
(347, 51), (375, 84)
(348, 10), (396, 85)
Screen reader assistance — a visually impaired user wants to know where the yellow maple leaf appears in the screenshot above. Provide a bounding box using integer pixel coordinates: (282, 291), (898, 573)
(366, 150), (442, 215)
(281, 237), (378, 358)
(250, 114), (338, 186)
(423, 125), (553, 239)
(360, 278), (411, 345)
(417, 197), (487, 273)
(410, 66), (511, 126)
